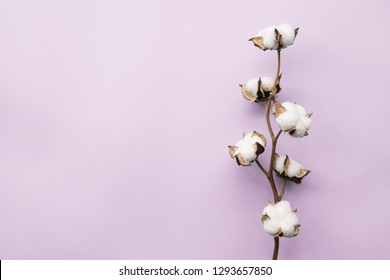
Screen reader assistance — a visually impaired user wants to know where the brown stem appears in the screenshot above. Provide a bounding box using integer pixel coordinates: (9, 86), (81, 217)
(265, 93), (275, 139)
(266, 50), (282, 260)
(272, 50), (281, 94)
(272, 237), (279, 260)
(279, 180), (286, 200)
(269, 130), (282, 173)
(264, 50), (282, 203)
(255, 160), (279, 202)
(275, 129), (282, 141)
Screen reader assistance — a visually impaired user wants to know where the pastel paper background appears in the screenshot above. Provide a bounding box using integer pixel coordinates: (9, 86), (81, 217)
(0, 0), (389, 259)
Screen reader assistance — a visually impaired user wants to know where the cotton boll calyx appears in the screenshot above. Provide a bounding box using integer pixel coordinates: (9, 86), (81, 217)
(249, 24), (299, 51)
(240, 75), (281, 103)
(228, 131), (267, 166)
(273, 154), (310, 184)
(273, 101), (312, 138)
(261, 200), (300, 238)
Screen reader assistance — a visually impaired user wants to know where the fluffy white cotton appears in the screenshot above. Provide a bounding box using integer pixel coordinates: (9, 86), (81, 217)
(292, 116), (311, 138)
(276, 111), (299, 131)
(275, 102), (312, 137)
(275, 200), (292, 216)
(256, 26), (278, 50)
(237, 143), (257, 162)
(260, 77), (275, 92)
(244, 131), (265, 147)
(280, 220), (296, 237)
(292, 120), (307, 138)
(294, 104), (308, 117)
(299, 115), (312, 130)
(263, 204), (278, 219)
(274, 155), (286, 174)
(285, 159), (303, 178)
(245, 78), (259, 97)
(262, 200), (299, 237)
(234, 131), (265, 163)
(276, 24), (296, 48)
(262, 219), (280, 235)
(281, 101), (298, 113)
(286, 212), (299, 225)
(274, 155), (305, 179)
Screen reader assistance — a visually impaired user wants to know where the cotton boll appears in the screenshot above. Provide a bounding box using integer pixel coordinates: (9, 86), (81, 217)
(300, 116), (312, 130)
(243, 131), (264, 147)
(276, 102), (311, 137)
(243, 131), (254, 141)
(263, 204), (277, 218)
(233, 140), (244, 156)
(261, 200), (299, 238)
(286, 212), (299, 225)
(276, 111), (299, 131)
(257, 26), (278, 50)
(274, 155), (286, 173)
(295, 104), (308, 117)
(291, 121), (307, 138)
(237, 142), (257, 162)
(280, 220), (295, 237)
(286, 160), (303, 178)
(274, 155), (310, 183)
(230, 131), (267, 166)
(276, 200), (292, 216)
(260, 77), (275, 92)
(281, 101), (298, 113)
(249, 135), (265, 147)
(263, 219), (280, 236)
(245, 78), (259, 97)
(276, 24), (296, 48)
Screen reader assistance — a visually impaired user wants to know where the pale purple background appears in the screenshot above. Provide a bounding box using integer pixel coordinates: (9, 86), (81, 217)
(0, 0), (389, 259)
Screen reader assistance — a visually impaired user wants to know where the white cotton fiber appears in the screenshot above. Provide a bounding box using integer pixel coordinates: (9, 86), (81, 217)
(276, 200), (292, 216)
(300, 116), (312, 130)
(285, 159), (303, 178)
(291, 115), (311, 138)
(262, 200), (299, 238)
(274, 155), (305, 179)
(263, 203), (277, 218)
(280, 220), (296, 237)
(274, 155), (286, 173)
(275, 102), (312, 137)
(256, 26), (278, 50)
(281, 101), (298, 113)
(235, 138), (256, 162)
(276, 111), (299, 131)
(245, 78), (259, 96)
(234, 132), (266, 163)
(251, 136), (265, 147)
(263, 219), (280, 236)
(260, 77), (275, 92)
(243, 131), (255, 142)
(276, 24), (296, 48)
(233, 139), (244, 156)
(286, 212), (299, 225)
(294, 104), (308, 117)
(244, 131), (265, 147)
